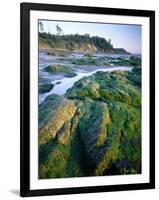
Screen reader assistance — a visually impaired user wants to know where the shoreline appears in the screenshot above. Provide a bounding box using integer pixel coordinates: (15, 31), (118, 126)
(39, 48), (132, 56)
(39, 66), (133, 104)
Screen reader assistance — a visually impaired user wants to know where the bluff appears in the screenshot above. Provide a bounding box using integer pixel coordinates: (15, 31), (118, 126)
(39, 32), (129, 54)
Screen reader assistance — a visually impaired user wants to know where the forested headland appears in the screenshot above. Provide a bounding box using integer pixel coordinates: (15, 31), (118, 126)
(39, 32), (129, 54)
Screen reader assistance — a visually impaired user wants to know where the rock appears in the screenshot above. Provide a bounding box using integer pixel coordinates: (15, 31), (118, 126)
(39, 83), (54, 94)
(84, 53), (93, 57)
(76, 99), (112, 173)
(130, 56), (141, 67)
(55, 81), (61, 85)
(108, 56), (141, 67)
(39, 69), (141, 178)
(69, 55), (112, 66)
(44, 64), (70, 73)
(39, 94), (77, 145)
(47, 51), (68, 57)
(44, 64), (77, 77)
(127, 67), (141, 87)
(64, 72), (77, 78)
(39, 94), (81, 178)
(47, 51), (56, 56)
(66, 70), (141, 107)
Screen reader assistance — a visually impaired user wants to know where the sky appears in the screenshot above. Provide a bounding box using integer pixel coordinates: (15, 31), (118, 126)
(39, 20), (141, 54)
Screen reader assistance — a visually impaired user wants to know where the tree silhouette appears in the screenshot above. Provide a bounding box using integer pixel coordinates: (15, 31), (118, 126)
(108, 38), (111, 44)
(56, 25), (63, 35)
(39, 21), (44, 32)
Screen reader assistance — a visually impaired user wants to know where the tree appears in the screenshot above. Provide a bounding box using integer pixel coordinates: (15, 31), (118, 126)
(56, 25), (63, 35)
(108, 38), (111, 44)
(39, 21), (44, 32)
(84, 33), (90, 37)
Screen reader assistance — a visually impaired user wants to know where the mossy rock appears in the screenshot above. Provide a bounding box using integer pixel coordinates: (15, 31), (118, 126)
(39, 95), (83, 178)
(44, 64), (71, 73)
(55, 81), (61, 85)
(44, 64), (77, 78)
(130, 56), (141, 67)
(64, 72), (77, 78)
(108, 56), (141, 67)
(39, 94), (77, 146)
(69, 56), (107, 66)
(47, 51), (68, 57)
(39, 83), (54, 94)
(39, 69), (141, 178)
(109, 58), (131, 66)
(66, 70), (141, 107)
(84, 53), (93, 57)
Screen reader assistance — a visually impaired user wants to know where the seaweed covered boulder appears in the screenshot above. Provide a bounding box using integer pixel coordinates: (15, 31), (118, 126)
(39, 68), (141, 178)
(39, 94), (81, 178)
(69, 54), (111, 66)
(44, 64), (77, 77)
(39, 94), (77, 145)
(108, 56), (141, 67)
(66, 69), (141, 107)
(130, 56), (141, 67)
(39, 83), (54, 94)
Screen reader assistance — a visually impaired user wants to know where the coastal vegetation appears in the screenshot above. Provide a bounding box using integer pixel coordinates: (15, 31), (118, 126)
(39, 32), (129, 54)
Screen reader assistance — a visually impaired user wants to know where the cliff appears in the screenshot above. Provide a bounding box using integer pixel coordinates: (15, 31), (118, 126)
(39, 32), (129, 54)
